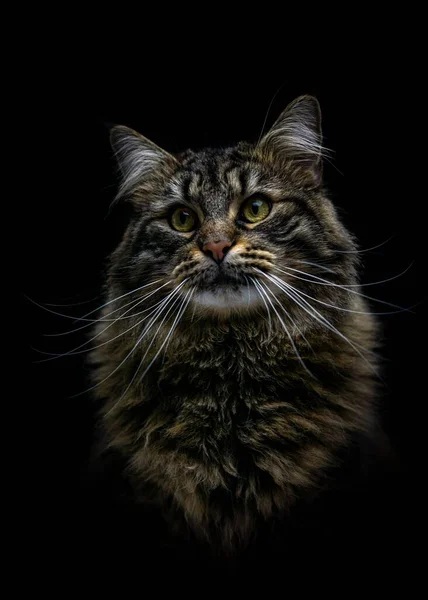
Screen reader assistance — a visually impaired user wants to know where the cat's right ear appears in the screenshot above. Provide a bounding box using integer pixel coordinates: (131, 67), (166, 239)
(110, 125), (178, 200)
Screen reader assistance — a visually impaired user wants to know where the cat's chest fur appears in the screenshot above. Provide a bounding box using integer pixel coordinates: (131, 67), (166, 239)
(99, 322), (360, 549)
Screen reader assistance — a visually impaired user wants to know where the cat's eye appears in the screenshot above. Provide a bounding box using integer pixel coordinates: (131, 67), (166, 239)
(169, 206), (198, 232)
(239, 196), (272, 224)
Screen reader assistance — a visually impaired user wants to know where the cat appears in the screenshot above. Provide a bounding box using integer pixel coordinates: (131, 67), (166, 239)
(86, 95), (393, 561)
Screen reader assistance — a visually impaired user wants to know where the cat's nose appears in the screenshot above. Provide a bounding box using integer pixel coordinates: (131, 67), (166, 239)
(202, 239), (232, 264)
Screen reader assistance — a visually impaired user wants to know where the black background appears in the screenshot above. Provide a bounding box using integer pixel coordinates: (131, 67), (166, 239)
(21, 53), (426, 575)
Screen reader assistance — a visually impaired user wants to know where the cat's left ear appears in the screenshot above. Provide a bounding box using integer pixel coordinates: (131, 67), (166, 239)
(110, 125), (178, 200)
(259, 95), (324, 180)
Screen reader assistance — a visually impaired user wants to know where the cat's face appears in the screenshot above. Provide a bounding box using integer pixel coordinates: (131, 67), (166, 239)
(109, 96), (357, 322)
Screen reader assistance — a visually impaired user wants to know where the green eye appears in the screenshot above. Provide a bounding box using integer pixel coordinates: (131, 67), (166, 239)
(170, 207), (198, 232)
(240, 196), (272, 224)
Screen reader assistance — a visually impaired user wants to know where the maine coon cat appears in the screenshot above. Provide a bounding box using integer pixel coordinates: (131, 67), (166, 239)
(88, 95), (380, 554)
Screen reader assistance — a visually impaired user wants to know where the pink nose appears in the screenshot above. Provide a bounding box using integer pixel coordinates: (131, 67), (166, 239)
(202, 239), (232, 263)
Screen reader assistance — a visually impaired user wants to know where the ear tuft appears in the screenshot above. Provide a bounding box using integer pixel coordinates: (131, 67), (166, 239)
(259, 95), (326, 173)
(110, 126), (177, 200)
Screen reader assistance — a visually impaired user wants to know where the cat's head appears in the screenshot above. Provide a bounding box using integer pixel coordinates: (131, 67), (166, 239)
(108, 96), (357, 322)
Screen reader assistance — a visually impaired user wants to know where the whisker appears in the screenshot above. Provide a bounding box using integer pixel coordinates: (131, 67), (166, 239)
(105, 287), (194, 416)
(44, 295), (101, 307)
(283, 262), (414, 289)
(256, 268), (382, 379)
(35, 284), (183, 361)
(284, 285), (382, 367)
(244, 275), (251, 308)
(254, 276), (315, 354)
(157, 287), (196, 371)
(255, 82), (286, 148)
(265, 279), (316, 351)
(69, 280), (189, 397)
(297, 260), (337, 274)
(25, 295), (108, 324)
(257, 269), (366, 353)
(190, 286), (199, 323)
(44, 281), (173, 336)
(332, 235), (395, 254)
(269, 272), (411, 316)
(273, 265), (413, 313)
(75, 278), (165, 321)
(137, 288), (193, 385)
(248, 276), (272, 340)
(253, 278), (314, 378)
(24, 279), (165, 327)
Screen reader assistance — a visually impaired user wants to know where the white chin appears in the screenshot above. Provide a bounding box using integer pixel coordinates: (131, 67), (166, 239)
(193, 284), (261, 310)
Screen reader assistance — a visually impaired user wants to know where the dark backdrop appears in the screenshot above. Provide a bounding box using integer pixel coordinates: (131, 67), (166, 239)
(21, 58), (425, 573)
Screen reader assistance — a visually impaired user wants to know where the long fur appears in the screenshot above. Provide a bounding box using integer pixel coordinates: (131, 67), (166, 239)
(89, 96), (379, 554)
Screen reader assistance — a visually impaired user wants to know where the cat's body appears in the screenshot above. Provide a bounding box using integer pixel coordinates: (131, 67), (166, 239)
(88, 96), (385, 556)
